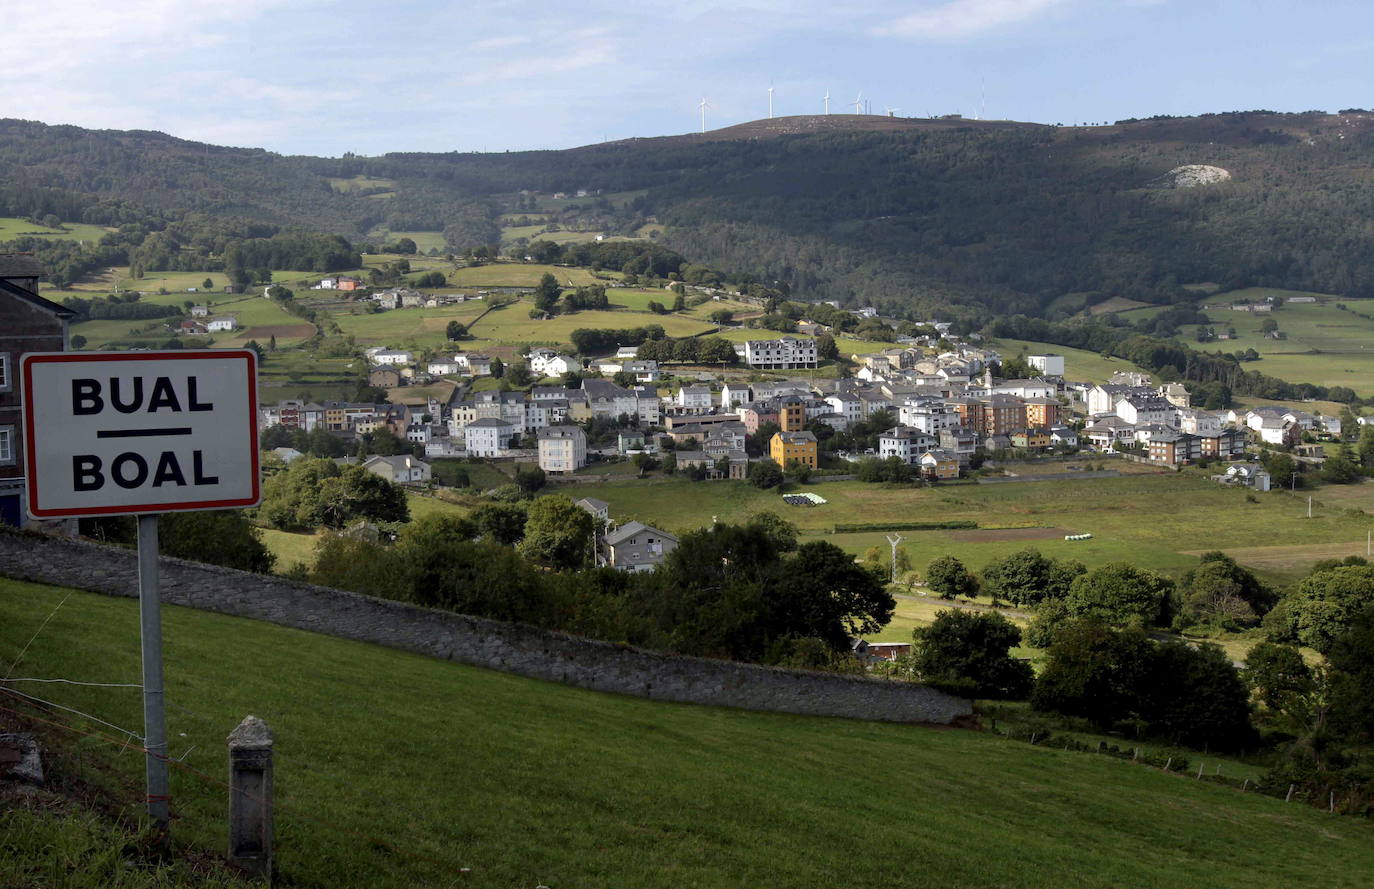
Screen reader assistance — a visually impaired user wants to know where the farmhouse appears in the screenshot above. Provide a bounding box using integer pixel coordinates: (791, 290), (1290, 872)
(362, 454), (431, 485)
(207, 316), (238, 332)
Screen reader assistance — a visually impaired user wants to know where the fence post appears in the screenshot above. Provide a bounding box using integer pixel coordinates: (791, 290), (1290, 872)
(228, 716), (273, 881)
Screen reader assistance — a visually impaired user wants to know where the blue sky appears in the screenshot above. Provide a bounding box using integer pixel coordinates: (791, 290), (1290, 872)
(3, 0), (1372, 157)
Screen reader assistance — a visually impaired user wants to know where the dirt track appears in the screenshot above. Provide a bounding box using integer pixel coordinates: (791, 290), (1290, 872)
(945, 527), (1070, 542)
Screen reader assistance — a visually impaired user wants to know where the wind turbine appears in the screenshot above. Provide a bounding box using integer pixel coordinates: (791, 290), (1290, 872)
(698, 97), (711, 133)
(851, 92), (864, 114)
(768, 83), (774, 119)
(885, 106), (900, 117)
(823, 90), (830, 115)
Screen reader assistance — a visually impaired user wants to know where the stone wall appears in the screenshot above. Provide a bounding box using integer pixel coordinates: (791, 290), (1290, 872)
(0, 530), (971, 725)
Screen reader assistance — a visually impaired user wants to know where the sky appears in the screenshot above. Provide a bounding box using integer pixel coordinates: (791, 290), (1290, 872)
(3, 0), (1374, 157)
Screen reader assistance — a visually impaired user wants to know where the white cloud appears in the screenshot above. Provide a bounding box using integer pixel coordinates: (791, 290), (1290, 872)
(876, 0), (1072, 40)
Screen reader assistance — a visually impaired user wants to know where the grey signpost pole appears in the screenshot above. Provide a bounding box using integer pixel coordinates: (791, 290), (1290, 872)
(137, 512), (170, 844)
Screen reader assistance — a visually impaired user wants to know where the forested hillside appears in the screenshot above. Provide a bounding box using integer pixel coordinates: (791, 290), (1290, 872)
(4, 110), (1374, 320)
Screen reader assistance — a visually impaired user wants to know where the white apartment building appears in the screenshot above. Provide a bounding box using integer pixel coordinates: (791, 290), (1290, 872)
(1027, 354), (1065, 376)
(537, 425), (588, 473)
(878, 426), (937, 465)
(464, 418), (515, 456)
(743, 336), (818, 369)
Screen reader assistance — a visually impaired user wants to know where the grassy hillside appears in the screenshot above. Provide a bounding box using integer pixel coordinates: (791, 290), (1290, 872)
(990, 337), (1157, 384)
(3, 576), (1371, 889)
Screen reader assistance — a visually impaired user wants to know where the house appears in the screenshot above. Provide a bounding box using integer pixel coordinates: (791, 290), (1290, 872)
(427, 358), (464, 375)
(270, 447), (305, 465)
(878, 426), (937, 465)
(1010, 428), (1051, 450)
(618, 430), (647, 454)
(371, 349), (414, 366)
(464, 418), (515, 456)
(939, 427), (979, 462)
(743, 336), (818, 369)
(676, 385), (714, 412)
(465, 354), (494, 376)
(1147, 430), (1202, 466)
(919, 449), (961, 479)
(0, 255), (74, 527)
(1223, 463), (1272, 492)
(362, 454), (431, 485)
(537, 425), (587, 473)
(1048, 426), (1079, 449)
(1027, 354), (1065, 376)
(207, 316), (238, 332)
(604, 521), (678, 573)
(369, 366), (402, 389)
(189, 304), (210, 317)
(622, 360), (661, 383)
(576, 497), (610, 522)
(720, 381), (751, 408)
(770, 430), (818, 469)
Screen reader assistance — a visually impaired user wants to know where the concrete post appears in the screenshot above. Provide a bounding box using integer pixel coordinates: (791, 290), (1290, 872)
(227, 716), (273, 880)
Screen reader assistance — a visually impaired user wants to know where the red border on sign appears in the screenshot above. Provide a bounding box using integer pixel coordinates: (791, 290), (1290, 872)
(20, 350), (261, 518)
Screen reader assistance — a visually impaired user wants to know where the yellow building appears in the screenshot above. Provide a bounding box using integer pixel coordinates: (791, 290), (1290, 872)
(770, 430), (818, 469)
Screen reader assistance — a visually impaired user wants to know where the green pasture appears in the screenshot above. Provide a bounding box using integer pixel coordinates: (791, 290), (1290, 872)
(326, 175), (395, 193)
(567, 473), (1374, 587)
(4, 577), (1370, 889)
(329, 303), (490, 347)
(500, 223), (546, 243)
(466, 300), (714, 345)
(1183, 295), (1374, 394)
(989, 338), (1157, 384)
(0, 215), (111, 243)
(449, 263), (610, 288)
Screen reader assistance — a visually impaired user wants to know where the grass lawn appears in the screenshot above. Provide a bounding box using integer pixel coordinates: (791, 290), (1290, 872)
(3, 577), (1371, 889)
(0, 215), (111, 243)
(450, 263), (609, 288)
(990, 337), (1157, 384)
(255, 527), (321, 571)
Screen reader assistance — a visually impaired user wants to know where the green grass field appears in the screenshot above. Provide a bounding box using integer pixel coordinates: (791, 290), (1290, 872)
(449, 263), (610, 288)
(466, 301), (715, 345)
(329, 302), (490, 347)
(3, 576), (1370, 889)
(1181, 293), (1374, 394)
(0, 215), (111, 243)
(68, 289), (313, 350)
(990, 338), (1157, 384)
(562, 473), (1374, 587)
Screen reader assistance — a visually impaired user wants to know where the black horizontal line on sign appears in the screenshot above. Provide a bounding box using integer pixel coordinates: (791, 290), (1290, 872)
(95, 428), (194, 439)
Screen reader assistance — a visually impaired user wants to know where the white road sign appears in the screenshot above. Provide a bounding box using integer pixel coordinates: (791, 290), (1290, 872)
(21, 350), (260, 518)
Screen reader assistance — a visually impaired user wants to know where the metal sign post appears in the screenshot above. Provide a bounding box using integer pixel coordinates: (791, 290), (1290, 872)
(137, 513), (170, 839)
(20, 349), (260, 842)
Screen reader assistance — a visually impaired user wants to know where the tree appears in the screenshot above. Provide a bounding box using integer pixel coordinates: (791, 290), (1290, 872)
(785, 541), (895, 648)
(470, 501), (528, 545)
(534, 272), (562, 315)
(1031, 620), (1156, 729)
(747, 511), (799, 553)
(1243, 642), (1315, 714)
(1064, 562), (1173, 627)
(505, 360), (533, 387)
(202, 278), (214, 290)
(783, 459), (812, 483)
(515, 464), (547, 494)
(520, 494), (596, 571)
(446, 320), (467, 340)
(1284, 564), (1374, 652)
(913, 610), (1033, 699)
(646, 300), (668, 315)
(1260, 317), (1279, 334)
(925, 555), (979, 599)
(159, 510), (275, 573)
(980, 549), (1055, 606)
(1320, 444), (1362, 484)
(69, 334), (87, 349)
(816, 333), (839, 360)
(748, 459), (783, 489)
(1180, 552), (1273, 627)
(490, 357), (505, 379)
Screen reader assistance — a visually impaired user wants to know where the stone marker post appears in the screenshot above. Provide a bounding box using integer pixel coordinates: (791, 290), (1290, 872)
(227, 716), (273, 880)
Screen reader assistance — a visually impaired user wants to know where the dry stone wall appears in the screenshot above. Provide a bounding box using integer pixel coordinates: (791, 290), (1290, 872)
(0, 529), (971, 725)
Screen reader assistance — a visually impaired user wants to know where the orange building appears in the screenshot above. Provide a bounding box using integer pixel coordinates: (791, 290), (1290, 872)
(770, 430), (818, 469)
